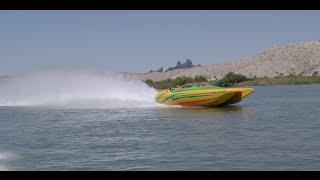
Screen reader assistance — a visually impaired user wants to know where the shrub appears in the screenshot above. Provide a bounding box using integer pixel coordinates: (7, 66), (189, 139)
(215, 72), (248, 87)
(145, 79), (154, 86)
(144, 76), (208, 89)
(171, 76), (194, 87)
(313, 71), (318, 77)
(193, 75), (208, 82)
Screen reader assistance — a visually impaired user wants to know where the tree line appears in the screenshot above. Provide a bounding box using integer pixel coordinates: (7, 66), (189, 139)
(145, 72), (249, 89)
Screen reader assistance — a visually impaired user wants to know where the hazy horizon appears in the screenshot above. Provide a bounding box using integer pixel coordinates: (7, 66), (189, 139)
(1, 10), (320, 76)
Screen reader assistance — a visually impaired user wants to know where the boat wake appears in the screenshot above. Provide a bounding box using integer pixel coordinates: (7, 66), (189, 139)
(0, 70), (159, 108)
(0, 151), (19, 171)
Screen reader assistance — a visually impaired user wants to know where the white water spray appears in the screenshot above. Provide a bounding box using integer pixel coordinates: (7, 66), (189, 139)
(0, 151), (20, 171)
(0, 70), (159, 108)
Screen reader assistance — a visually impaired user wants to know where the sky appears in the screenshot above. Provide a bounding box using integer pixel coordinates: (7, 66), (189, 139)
(1, 10), (320, 75)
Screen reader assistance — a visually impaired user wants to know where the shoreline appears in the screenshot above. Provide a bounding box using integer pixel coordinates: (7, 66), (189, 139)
(155, 82), (320, 91)
(149, 75), (320, 90)
(2, 74), (320, 88)
(233, 75), (320, 87)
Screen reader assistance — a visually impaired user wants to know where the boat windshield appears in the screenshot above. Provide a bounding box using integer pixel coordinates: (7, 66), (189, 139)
(179, 83), (193, 88)
(180, 82), (210, 88)
(169, 82), (211, 91)
(200, 82), (210, 87)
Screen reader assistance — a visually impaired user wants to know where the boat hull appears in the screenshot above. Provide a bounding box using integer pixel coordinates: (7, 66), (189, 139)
(155, 86), (254, 107)
(219, 87), (255, 106)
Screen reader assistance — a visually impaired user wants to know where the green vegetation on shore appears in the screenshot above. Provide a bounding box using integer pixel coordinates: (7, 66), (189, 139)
(235, 74), (320, 86)
(210, 72), (248, 87)
(145, 76), (208, 89)
(145, 72), (320, 89)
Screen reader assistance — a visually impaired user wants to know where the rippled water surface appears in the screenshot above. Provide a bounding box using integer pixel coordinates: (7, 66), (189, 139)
(1, 84), (320, 170)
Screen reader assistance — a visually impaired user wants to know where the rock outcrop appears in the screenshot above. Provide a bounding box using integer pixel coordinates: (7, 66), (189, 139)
(132, 40), (320, 81)
(148, 67), (163, 73)
(165, 59), (194, 72)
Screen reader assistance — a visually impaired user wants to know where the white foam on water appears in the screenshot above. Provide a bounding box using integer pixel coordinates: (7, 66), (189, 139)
(0, 152), (19, 171)
(0, 165), (9, 171)
(0, 70), (159, 108)
(0, 152), (17, 160)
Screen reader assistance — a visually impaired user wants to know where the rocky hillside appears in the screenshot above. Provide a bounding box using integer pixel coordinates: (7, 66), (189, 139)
(132, 40), (320, 81)
(164, 59), (196, 72)
(148, 59), (198, 73)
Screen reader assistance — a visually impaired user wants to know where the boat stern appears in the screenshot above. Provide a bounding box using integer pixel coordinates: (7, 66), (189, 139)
(155, 89), (172, 103)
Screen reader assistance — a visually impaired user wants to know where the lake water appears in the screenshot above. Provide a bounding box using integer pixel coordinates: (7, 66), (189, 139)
(0, 84), (320, 170)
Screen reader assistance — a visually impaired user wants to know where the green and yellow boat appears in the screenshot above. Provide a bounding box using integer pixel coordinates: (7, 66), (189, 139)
(155, 85), (254, 107)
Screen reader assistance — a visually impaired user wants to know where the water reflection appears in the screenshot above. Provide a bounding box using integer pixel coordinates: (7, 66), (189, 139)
(156, 105), (253, 119)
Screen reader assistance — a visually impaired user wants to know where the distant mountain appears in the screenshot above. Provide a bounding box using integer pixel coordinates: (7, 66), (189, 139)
(164, 59), (194, 72)
(132, 40), (320, 81)
(148, 67), (163, 73)
(148, 59), (195, 73)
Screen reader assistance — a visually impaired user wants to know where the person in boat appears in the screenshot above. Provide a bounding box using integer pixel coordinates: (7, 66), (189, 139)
(168, 85), (181, 91)
(169, 83), (192, 91)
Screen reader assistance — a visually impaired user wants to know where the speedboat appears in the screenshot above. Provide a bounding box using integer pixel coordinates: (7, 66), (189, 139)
(155, 85), (254, 107)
